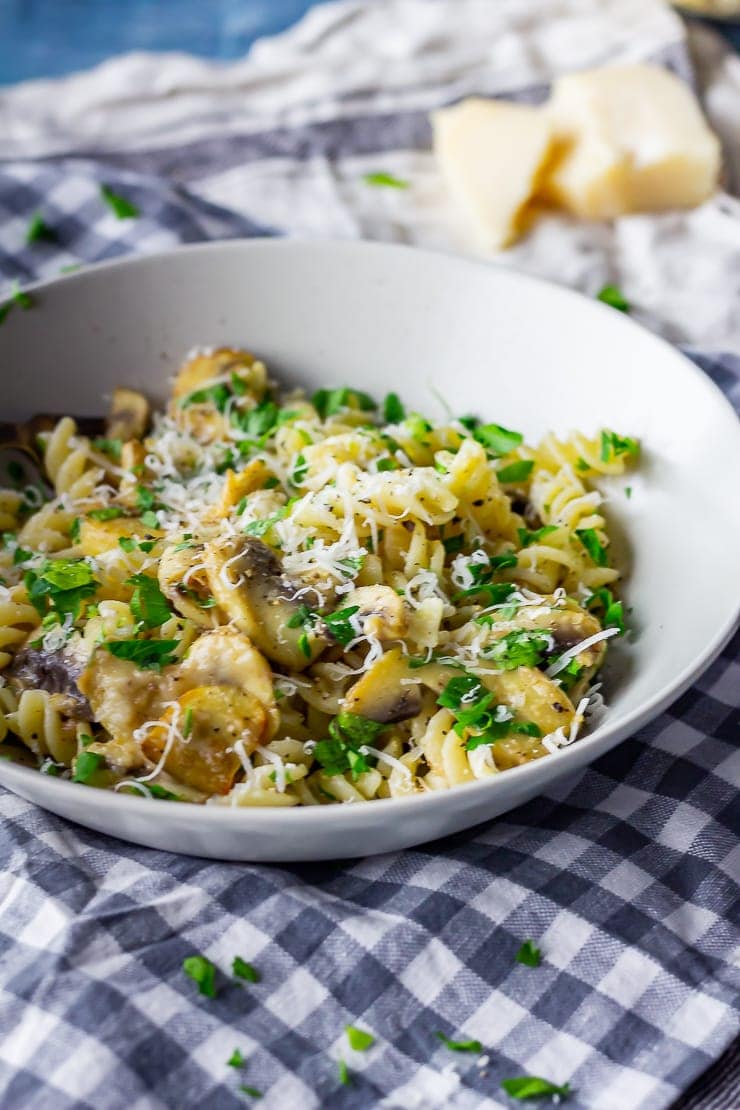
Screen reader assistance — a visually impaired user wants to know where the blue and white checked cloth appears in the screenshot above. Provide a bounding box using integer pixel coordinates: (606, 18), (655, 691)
(0, 3), (738, 1107)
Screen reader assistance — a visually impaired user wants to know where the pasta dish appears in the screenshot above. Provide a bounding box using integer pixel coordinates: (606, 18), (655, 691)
(0, 348), (638, 806)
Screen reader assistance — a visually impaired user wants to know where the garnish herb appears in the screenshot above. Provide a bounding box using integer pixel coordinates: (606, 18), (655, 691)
(26, 213), (56, 244)
(435, 1032), (483, 1053)
(596, 284), (629, 312)
(625, 485), (632, 499)
(453, 552), (517, 605)
(233, 956), (260, 983)
(10, 280), (34, 310)
(240, 1086), (262, 1099)
(363, 171), (409, 189)
(103, 639), (180, 669)
(517, 525), (558, 548)
(88, 506), (125, 521)
(516, 940), (542, 967)
(376, 457), (398, 472)
(501, 1076), (571, 1100)
(182, 707), (194, 739)
(576, 528), (608, 567)
(474, 423), (523, 457)
(127, 573), (172, 628)
(100, 185), (140, 219)
(228, 1049), (245, 1069)
(323, 605), (360, 647)
(72, 751), (104, 783)
(292, 454), (308, 485)
(25, 558), (98, 622)
(183, 954), (217, 998)
(497, 459), (534, 484)
(600, 430), (639, 463)
(437, 673), (540, 749)
(314, 713), (386, 779)
(442, 534), (465, 555)
(483, 630), (551, 671)
(346, 1025), (375, 1051)
(92, 437), (123, 461)
(584, 587), (624, 633)
(312, 387), (376, 419)
(383, 392), (406, 422)
(338, 1060), (351, 1086)
(70, 518), (81, 543)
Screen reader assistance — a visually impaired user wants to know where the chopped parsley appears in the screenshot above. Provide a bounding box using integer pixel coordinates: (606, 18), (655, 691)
(10, 280), (34, 310)
(576, 528), (608, 567)
(338, 1060), (352, 1086)
(453, 552), (518, 605)
(517, 525), (558, 548)
(239, 1085), (262, 1099)
(312, 387), (376, 419)
(92, 437), (123, 461)
(383, 392), (406, 423)
(442, 534), (465, 555)
(345, 1025), (375, 1051)
(127, 573), (172, 629)
(72, 751), (104, 784)
(323, 605), (360, 647)
(233, 398), (280, 439)
(228, 1049), (245, 1069)
(501, 1076), (571, 1100)
(362, 171), (409, 189)
(483, 630), (551, 671)
(435, 1032), (483, 1053)
(473, 422), (523, 457)
(233, 956), (260, 983)
(103, 639), (179, 669)
(292, 454), (308, 485)
(244, 504), (290, 537)
(497, 459), (534, 484)
(25, 558), (98, 622)
(600, 430), (640, 463)
(584, 587), (624, 634)
(88, 506), (125, 522)
(100, 185), (140, 220)
(596, 284), (629, 312)
(625, 485), (632, 499)
(314, 713), (385, 779)
(26, 213), (56, 244)
(376, 457), (398, 472)
(516, 940), (542, 967)
(183, 954), (217, 998)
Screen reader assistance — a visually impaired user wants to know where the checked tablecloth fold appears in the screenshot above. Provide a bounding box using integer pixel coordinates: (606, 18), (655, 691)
(0, 2), (738, 1107)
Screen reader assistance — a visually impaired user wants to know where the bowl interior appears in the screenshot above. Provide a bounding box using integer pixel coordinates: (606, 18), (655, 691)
(0, 239), (738, 851)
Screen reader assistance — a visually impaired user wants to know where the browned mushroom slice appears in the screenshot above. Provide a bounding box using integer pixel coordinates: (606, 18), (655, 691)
(409, 659), (576, 737)
(177, 627), (277, 736)
(158, 543), (220, 628)
(171, 347), (267, 404)
(140, 686), (266, 795)
(342, 648), (423, 723)
(203, 536), (329, 670)
(343, 585), (407, 640)
(9, 645), (91, 720)
(106, 388), (150, 442)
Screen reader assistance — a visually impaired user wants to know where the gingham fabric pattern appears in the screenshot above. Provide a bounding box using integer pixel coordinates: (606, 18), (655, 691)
(0, 2), (738, 1107)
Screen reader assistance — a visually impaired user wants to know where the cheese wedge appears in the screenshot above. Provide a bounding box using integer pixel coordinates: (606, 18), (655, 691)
(432, 98), (555, 250)
(546, 64), (721, 220)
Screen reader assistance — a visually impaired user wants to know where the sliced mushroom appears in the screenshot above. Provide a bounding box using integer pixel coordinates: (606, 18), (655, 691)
(9, 645), (91, 720)
(106, 388), (150, 442)
(409, 659), (576, 737)
(203, 536), (329, 670)
(140, 685), (266, 794)
(77, 649), (179, 746)
(343, 585), (407, 640)
(171, 347), (266, 403)
(158, 543), (219, 628)
(177, 627), (277, 735)
(342, 648), (423, 723)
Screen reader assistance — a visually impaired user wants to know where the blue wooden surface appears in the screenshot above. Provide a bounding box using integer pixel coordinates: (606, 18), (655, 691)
(0, 0), (737, 86)
(0, 0), (328, 85)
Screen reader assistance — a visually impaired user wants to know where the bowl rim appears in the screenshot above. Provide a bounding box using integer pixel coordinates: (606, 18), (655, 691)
(2, 236), (739, 824)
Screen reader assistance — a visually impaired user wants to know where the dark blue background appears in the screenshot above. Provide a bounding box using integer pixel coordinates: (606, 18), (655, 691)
(1, 1), (737, 86)
(0, 0), (327, 85)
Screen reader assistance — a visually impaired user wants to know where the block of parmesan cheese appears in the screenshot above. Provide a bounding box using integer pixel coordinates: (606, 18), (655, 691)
(432, 98), (554, 250)
(545, 64), (721, 220)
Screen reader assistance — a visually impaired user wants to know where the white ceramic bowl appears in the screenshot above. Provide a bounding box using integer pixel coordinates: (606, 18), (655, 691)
(1, 240), (738, 860)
